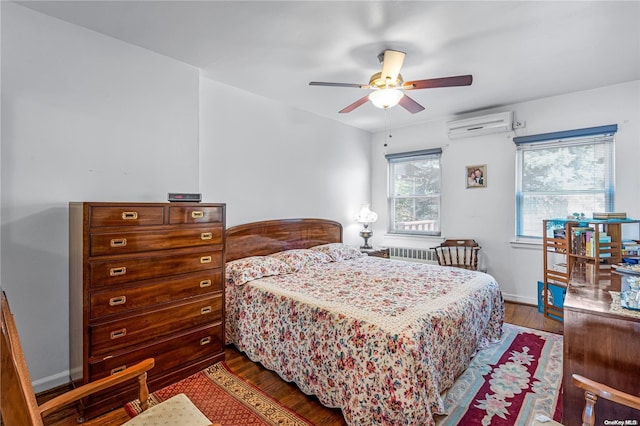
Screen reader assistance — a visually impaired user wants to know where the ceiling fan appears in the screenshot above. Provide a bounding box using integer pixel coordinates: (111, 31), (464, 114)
(309, 49), (472, 114)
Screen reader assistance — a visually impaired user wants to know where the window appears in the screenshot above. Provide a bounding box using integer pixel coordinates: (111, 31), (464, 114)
(386, 148), (441, 236)
(515, 125), (616, 239)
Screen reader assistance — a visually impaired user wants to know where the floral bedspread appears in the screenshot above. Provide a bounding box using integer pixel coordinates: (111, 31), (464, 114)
(225, 257), (504, 425)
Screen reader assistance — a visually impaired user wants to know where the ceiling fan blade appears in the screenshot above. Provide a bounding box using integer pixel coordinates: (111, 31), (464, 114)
(398, 94), (425, 114)
(339, 95), (371, 113)
(403, 74), (473, 90)
(380, 50), (406, 83)
(309, 81), (369, 89)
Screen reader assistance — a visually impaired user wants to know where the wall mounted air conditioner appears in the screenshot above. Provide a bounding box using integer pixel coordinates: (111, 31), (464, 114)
(446, 111), (514, 139)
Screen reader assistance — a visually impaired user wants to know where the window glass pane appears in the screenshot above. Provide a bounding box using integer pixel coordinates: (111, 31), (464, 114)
(392, 159), (441, 196)
(519, 193), (608, 237)
(522, 142), (609, 192)
(388, 154), (441, 235)
(393, 196), (440, 233)
(516, 135), (614, 239)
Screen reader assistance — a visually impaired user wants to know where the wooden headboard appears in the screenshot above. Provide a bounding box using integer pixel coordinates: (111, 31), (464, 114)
(225, 218), (343, 262)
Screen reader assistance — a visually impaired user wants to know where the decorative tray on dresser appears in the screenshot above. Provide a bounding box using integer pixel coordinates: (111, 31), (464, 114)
(69, 202), (226, 420)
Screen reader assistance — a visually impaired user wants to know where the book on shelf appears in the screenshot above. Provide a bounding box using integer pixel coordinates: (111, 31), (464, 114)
(571, 227), (612, 258)
(571, 227), (593, 256)
(592, 212), (627, 220)
(622, 241), (640, 256)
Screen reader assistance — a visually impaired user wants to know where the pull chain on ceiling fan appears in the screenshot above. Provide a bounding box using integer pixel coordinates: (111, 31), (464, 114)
(309, 49), (472, 114)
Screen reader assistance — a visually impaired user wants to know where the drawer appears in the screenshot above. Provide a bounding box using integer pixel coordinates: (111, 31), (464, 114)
(90, 206), (165, 227)
(90, 249), (223, 288)
(90, 295), (223, 356)
(90, 226), (223, 256)
(90, 270), (222, 319)
(169, 206), (224, 225)
(89, 323), (223, 382)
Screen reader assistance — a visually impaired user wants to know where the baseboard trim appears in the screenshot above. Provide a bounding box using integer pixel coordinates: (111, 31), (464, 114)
(32, 369), (70, 393)
(502, 293), (537, 307)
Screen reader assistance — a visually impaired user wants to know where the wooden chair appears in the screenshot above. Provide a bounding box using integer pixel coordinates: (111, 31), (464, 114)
(1, 291), (217, 426)
(572, 374), (640, 426)
(432, 239), (481, 270)
(532, 374), (640, 426)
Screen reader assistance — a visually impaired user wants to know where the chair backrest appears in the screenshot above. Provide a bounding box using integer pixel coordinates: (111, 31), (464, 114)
(1, 291), (45, 426)
(432, 239), (481, 270)
(572, 374), (640, 426)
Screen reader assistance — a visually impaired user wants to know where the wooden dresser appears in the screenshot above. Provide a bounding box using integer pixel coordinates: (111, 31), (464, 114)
(69, 202), (226, 420)
(563, 263), (640, 425)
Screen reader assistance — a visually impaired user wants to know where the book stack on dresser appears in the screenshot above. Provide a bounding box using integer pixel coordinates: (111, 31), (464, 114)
(69, 202), (226, 420)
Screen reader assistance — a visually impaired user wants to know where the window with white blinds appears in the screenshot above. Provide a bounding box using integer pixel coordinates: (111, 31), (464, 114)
(514, 125), (616, 239)
(386, 148), (442, 236)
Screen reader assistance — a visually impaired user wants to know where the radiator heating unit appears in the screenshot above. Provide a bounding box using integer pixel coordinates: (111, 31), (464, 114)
(388, 247), (437, 264)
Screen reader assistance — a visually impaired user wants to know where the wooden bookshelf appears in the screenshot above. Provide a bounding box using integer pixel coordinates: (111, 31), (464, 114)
(542, 218), (640, 321)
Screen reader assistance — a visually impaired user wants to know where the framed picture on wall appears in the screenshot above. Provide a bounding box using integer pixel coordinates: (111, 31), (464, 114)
(466, 164), (487, 188)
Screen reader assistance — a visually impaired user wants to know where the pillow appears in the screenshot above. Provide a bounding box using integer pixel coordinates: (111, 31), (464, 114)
(225, 256), (292, 286)
(310, 243), (364, 262)
(268, 249), (332, 271)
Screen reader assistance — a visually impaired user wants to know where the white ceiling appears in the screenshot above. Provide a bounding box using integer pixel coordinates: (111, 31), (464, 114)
(15, 1), (640, 133)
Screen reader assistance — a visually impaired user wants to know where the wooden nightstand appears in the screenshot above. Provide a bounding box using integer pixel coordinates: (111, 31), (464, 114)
(360, 247), (390, 258)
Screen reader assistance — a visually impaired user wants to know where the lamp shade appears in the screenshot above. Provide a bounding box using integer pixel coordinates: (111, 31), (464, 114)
(356, 204), (378, 224)
(369, 89), (404, 109)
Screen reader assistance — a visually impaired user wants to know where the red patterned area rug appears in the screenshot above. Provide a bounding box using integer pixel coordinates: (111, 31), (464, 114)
(436, 323), (563, 425)
(125, 362), (313, 426)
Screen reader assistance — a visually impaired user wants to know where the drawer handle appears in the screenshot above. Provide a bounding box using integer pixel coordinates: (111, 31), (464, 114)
(111, 365), (126, 375)
(201, 306), (212, 315)
(110, 328), (127, 339)
(121, 211), (138, 220)
(109, 296), (127, 306)
(109, 267), (127, 277)
(191, 211), (204, 219)
(201, 232), (213, 240)
(110, 238), (127, 248)
(200, 256), (212, 264)
(200, 336), (211, 345)
(200, 279), (212, 288)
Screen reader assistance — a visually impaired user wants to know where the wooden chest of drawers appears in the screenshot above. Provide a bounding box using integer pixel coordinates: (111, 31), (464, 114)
(562, 265), (640, 425)
(69, 202), (226, 419)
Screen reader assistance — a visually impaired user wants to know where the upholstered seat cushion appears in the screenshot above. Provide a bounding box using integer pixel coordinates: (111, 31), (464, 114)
(124, 393), (212, 426)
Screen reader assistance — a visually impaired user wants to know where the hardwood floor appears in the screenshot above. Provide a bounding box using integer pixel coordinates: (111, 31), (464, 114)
(37, 301), (562, 426)
(504, 299), (564, 335)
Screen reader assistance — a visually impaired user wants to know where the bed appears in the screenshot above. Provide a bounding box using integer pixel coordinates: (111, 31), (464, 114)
(224, 218), (504, 425)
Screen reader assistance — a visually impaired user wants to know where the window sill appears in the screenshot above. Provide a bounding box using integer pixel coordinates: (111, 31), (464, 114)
(510, 238), (542, 250)
(381, 233), (443, 248)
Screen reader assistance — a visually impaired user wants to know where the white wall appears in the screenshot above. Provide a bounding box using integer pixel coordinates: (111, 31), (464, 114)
(198, 76), (371, 244)
(1, 3), (371, 392)
(4, 0), (638, 396)
(1, 3), (200, 391)
(372, 80), (640, 305)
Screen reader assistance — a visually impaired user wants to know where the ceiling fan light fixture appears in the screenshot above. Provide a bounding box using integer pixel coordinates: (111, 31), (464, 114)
(369, 88), (404, 109)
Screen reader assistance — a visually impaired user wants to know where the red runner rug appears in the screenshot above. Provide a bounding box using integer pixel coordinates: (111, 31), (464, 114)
(125, 361), (314, 426)
(436, 323), (563, 425)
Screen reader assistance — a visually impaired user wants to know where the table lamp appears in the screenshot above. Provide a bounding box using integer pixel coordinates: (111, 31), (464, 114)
(356, 204), (378, 249)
